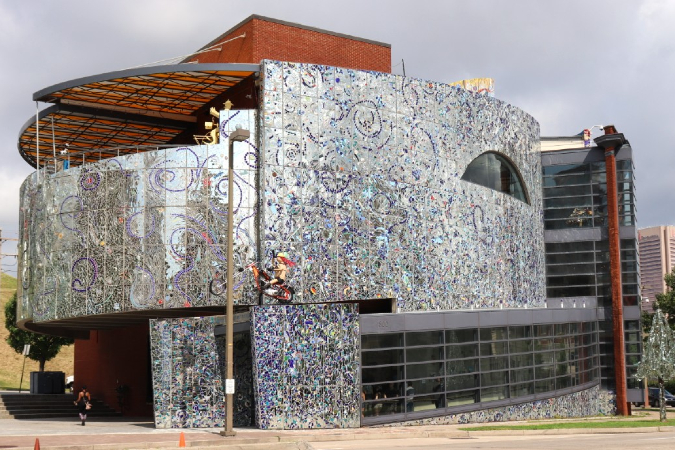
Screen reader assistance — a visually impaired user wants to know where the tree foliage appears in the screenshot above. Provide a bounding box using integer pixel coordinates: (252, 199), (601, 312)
(636, 309), (675, 421)
(654, 268), (675, 329)
(4, 292), (73, 371)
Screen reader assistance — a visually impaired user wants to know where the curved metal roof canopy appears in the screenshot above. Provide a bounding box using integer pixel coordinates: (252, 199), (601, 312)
(18, 63), (259, 168)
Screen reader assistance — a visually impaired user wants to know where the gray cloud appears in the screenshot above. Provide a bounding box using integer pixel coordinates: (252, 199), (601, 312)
(1, 0), (673, 275)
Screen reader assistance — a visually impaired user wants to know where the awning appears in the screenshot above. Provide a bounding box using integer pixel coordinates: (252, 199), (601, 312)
(18, 63), (259, 169)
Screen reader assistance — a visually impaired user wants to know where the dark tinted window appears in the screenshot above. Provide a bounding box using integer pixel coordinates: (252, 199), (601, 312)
(461, 152), (528, 203)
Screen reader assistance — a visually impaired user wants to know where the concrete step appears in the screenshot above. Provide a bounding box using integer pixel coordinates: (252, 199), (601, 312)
(0, 394), (119, 420)
(0, 411), (121, 419)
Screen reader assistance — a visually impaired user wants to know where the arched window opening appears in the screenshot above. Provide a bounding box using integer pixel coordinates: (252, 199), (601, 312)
(461, 152), (529, 204)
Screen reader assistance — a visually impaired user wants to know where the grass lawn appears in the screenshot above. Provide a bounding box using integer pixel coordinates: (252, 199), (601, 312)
(460, 416), (675, 430)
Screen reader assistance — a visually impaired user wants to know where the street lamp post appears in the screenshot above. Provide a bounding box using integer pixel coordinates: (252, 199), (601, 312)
(221, 125), (250, 437)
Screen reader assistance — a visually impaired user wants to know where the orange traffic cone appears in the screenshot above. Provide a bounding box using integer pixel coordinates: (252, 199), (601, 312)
(178, 431), (186, 448)
(34, 438), (40, 450)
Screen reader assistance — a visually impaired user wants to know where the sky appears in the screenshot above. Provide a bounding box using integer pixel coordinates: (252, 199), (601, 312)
(1, 0), (674, 276)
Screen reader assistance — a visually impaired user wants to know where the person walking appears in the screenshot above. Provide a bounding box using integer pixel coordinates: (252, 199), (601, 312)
(73, 386), (91, 426)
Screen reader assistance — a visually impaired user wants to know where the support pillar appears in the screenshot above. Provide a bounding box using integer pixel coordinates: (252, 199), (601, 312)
(594, 125), (629, 415)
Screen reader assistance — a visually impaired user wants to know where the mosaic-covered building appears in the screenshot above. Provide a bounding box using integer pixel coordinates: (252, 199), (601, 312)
(15, 16), (610, 429)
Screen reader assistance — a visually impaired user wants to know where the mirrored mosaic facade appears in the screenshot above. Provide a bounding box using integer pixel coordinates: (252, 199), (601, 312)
(17, 59), (550, 429)
(17, 112), (259, 322)
(251, 304), (360, 429)
(18, 60), (544, 321)
(150, 316), (253, 428)
(380, 385), (612, 426)
(259, 60), (544, 309)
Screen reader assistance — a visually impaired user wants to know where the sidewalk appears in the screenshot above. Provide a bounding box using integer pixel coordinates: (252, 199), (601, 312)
(0, 410), (673, 450)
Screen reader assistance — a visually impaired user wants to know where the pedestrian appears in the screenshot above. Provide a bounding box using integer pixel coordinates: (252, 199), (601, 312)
(73, 386), (91, 426)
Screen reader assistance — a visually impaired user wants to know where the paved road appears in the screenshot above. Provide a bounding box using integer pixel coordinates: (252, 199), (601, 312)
(308, 432), (675, 450)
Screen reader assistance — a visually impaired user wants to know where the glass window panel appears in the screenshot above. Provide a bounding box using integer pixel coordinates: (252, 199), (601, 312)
(511, 382), (534, 398)
(616, 160), (632, 170)
(546, 274), (596, 287)
(480, 327), (507, 341)
(406, 330), (444, 347)
(555, 324), (569, 336)
(362, 382), (404, 399)
(545, 241), (595, 253)
(363, 398), (404, 417)
(626, 355), (641, 366)
(535, 378), (555, 394)
(362, 349), (404, 366)
(545, 219), (593, 230)
(511, 368), (534, 383)
(446, 358), (478, 375)
(446, 390), (479, 406)
(406, 362), (445, 380)
(543, 163), (591, 176)
(546, 253), (595, 264)
(481, 371), (509, 387)
(406, 346), (444, 363)
(569, 323), (579, 334)
(509, 326), (532, 339)
(481, 386), (509, 402)
(480, 342), (508, 356)
(409, 377), (445, 396)
(547, 286), (596, 297)
(511, 353), (533, 368)
(626, 343), (640, 354)
(510, 339), (533, 354)
(544, 185), (592, 198)
(544, 196), (593, 208)
(362, 365), (404, 383)
(625, 332), (640, 343)
(461, 152), (528, 203)
(480, 356), (509, 372)
(535, 365), (554, 379)
(624, 321), (640, 331)
(409, 393), (446, 412)
(535, 338), (553, 351)
(446, 374), (479, 391)
(446, 344), (479, 359)
(557, 375), (572, 389)
(362, 333), (403, 349)
(546, 263), (596, 276)
(544, 207), (595, 221)
(543, 173), (591, 187)
(446, 328), (478, 343)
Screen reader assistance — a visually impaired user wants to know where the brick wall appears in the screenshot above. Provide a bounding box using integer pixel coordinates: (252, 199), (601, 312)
(187, 16), (391, 73)
(74, 325), (152, 417)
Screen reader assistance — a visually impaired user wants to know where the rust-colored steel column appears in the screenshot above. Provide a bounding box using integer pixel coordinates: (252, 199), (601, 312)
(594, 125), (629, 416)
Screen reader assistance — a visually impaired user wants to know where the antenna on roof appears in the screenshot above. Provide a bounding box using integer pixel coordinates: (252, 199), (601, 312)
(124, 33), (246, 70)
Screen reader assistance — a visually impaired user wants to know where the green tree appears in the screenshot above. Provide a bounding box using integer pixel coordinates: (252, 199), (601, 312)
(636, 309), (675, 422)
(4, 293), (73, 371)
(654, 268), (675, 329)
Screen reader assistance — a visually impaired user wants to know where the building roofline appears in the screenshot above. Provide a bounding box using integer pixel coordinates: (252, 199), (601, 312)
(192, 14), (391, 56)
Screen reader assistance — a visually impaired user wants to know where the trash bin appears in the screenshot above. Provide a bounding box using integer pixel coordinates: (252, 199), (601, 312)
(30, 372), (65, 394)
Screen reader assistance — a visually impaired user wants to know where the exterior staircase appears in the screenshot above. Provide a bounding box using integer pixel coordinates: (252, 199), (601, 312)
(0, 393), (120, 419)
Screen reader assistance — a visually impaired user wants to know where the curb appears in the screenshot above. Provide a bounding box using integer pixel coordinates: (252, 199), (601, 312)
(11, 426), (675, 450)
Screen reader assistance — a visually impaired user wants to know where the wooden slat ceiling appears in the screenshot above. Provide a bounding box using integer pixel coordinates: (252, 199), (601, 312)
(18, 64), (259, 169)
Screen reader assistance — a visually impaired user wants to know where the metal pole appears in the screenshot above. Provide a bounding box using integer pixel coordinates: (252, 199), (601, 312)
(18, 355), (27, 393)
(221, 126), (249, 437)
(51, 117), (57, 173)
(594, 125), (629, 415)
(35, 103), (40, 182)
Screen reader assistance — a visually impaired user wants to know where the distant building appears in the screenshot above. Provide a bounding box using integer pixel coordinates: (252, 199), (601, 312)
(638, 225), (675, 312)
(541, 134), (642, 403)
